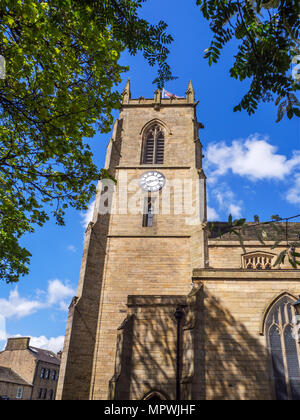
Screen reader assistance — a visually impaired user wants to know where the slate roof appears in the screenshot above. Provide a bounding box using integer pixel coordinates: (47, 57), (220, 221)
(28, 347), (60, 366)
(0, 366), (32, 386)
(208, 222), (300, 242)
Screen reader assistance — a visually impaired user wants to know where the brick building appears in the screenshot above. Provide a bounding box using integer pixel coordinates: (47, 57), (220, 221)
(0, 337), (60, 400)
(56, 82), (300, 400)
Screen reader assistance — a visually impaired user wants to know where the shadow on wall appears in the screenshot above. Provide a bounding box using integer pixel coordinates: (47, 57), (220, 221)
(109, 295), (184, 400)
(109, 286), (273, 400)
(59, 119), (124, 400)
(200, 290), (271, 400)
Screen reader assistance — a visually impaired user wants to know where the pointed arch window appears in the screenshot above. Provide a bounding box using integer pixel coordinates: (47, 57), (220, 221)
(142, 390), (168, 400)
(265, 295), (300, 400)
(142, 125), (164, 164)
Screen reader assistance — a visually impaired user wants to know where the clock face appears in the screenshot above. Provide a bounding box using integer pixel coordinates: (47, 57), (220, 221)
(139, 171), (166, 192)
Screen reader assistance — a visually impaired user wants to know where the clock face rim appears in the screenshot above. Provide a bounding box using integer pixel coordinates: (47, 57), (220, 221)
(138, 171), (166, 192)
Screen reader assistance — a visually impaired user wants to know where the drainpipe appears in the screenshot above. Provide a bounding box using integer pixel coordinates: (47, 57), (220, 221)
(174, 306), (185, 401)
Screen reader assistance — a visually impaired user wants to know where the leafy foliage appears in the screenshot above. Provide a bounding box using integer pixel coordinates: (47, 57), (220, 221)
(197, 0), (300, 120)
(78, 0), (175, 88)
(0, 0), (174, 283)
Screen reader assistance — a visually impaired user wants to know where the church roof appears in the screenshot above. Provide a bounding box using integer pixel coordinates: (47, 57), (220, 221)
(208, 221), (300, 242)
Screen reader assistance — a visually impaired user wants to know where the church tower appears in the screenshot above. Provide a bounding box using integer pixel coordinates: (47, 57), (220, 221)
(56, 82), (209, 400)
(57, 81), (300, 401)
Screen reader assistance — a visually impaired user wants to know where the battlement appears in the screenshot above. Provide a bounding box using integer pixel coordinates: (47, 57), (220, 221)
(121, 79), (197, 107)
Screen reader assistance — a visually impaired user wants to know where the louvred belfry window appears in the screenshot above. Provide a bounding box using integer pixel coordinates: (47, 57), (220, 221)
(265, 295), (300, 400)
(143, 125), (164, 164)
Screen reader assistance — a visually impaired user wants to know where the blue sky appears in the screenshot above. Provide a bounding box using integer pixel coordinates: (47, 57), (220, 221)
(0, 0), (299, 353)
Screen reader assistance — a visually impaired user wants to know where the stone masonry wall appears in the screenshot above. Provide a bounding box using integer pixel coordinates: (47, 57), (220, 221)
(192, 270), (300, 400)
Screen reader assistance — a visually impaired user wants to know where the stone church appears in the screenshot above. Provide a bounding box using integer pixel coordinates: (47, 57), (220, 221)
(56, 81), (300, 400)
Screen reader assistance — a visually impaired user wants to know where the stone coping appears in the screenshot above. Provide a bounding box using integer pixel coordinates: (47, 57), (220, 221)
(193, 268), (300, 280)
(208, 241), (293, 246)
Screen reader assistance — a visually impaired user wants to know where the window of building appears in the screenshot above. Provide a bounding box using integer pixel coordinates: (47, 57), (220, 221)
(16, 387), (23, 399)
(49, 389), (54, 400)
(142, 390), (168, 400)
(43, 388), (47, 400)
(45, 368), (50, 379)
(243, 252), (274, 270)
(142, 195), (155, 227)
(38, 388), (43, 399)
(51, 370), (57, 381)
(142, 125), (164, 164)
(265, 295), (300, 400)
(40, 368), (45, 379)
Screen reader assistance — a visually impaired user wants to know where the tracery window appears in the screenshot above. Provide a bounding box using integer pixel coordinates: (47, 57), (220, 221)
(142, 125), (164, 164)
(265, 295), (300, 400)
(243, 252), (274, 270)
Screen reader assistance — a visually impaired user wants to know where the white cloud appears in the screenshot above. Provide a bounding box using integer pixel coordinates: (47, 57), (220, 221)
(207, 206), (219, 221)
(0, 288), (46, 319)
(204, 133), (300, 213)
(286, 174), (300, 205)
(28, 335), (65, 354)
(228, 203), (242, 219)
(0, 280), (74, 353)
(80, 200), (95, 229)
(205, 134), (300, 182)
(67, 245), (76, 253)
(210, 183), (243, 220)
(0, 280), (75, 321)
(0, 315), (6, 341)
(47, 279), (75, 309)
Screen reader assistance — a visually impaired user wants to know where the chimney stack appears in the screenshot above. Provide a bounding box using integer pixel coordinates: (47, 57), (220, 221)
(5, 337), (30, 351)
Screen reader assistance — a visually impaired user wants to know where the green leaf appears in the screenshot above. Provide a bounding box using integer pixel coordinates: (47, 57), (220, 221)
(0, 0), (174, 282)
(230, 229), (246, 253)
(293, 108), (300, 117)
(270, 240), (282, 250)
(287, 108), (294, 119)
(233, 218), (246, 227)
(196, 0), (299, 121)
(254, 229), (265, 245)
(289, 258), (297, 269)
(273, 250), (287, 267)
